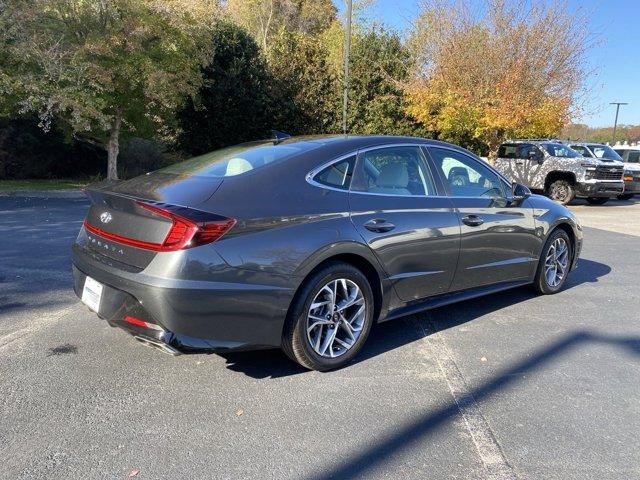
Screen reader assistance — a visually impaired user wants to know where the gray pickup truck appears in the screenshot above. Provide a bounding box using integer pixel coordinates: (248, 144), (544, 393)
(493, 140), (625, 205)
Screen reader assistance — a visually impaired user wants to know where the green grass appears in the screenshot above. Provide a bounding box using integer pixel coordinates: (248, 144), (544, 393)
(0, 179), (88, 190)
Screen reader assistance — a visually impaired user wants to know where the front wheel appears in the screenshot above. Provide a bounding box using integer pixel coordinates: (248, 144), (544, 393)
(546, 179), (575, 205)
(617, 193), (634, 200)
(532, 229), (573, 295)
(282, 262), (375, 371)
(586, 197), (609, 205)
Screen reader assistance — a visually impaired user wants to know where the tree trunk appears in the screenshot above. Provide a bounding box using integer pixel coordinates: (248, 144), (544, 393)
(106, 109), (123, 180)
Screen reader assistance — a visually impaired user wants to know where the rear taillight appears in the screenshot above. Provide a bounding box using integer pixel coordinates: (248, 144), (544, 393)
(137, 202), (235, 251)
(83, 203), (235, 252)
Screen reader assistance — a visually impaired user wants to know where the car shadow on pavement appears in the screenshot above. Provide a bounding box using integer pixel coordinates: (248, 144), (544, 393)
(218, 258), (611, 379)
(305, 329), (640, 480)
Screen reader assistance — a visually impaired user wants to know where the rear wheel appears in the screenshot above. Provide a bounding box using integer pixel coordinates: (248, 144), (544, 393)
(586, 197), (609, 205)
(533, 229), (572, 295)
(617, 193), (634, 200)
(282, 262), (374, 371)
(546, 179), (575, 205)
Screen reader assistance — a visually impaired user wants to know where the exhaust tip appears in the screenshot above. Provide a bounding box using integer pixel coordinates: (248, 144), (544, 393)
(134, 335), (181, 356)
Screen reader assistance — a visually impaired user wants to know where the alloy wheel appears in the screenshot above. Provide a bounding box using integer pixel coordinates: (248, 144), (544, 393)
(306, 279), (366, 358)
(544, 237), (569, 287)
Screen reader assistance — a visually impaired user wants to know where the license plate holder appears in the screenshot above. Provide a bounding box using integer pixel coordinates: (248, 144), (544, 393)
(81, 276), (104, 313)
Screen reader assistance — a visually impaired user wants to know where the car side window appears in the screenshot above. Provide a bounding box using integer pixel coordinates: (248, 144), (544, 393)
(517, 143), (541, 160)
(571, 145), (591, 157)
(429, 147), (505, 198)
(313, 156), (356, 190)
(498, 144), (518, 158)
(352, 146), (436, 196)
(628, 151), (640, 163)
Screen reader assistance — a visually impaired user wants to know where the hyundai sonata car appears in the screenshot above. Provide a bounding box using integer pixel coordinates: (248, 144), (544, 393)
(73, 135), (582, 370)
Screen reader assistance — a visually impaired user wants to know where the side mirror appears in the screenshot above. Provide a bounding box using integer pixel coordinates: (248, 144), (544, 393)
(511, 182), (531, 206)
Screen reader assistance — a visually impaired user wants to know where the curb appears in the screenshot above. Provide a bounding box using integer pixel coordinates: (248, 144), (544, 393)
(0, 189), (86, 199)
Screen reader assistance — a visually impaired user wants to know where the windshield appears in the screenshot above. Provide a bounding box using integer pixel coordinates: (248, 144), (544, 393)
(587, 144), (623, 161)
(542, 143), (581, 158)
(158, 142), (307, 177)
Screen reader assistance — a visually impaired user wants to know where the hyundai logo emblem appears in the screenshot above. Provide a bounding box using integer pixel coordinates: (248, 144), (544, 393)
(99, 212), (113, 224)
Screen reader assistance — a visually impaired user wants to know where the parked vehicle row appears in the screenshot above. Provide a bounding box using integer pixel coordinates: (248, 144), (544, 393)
(612, 145), (640, 199)
(492, 139), (636, 205)
(72, 135), (582, 371)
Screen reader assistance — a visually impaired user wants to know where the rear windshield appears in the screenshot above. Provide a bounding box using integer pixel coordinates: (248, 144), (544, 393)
(587, 145), (623, 161)
(159, 142), (307, 177)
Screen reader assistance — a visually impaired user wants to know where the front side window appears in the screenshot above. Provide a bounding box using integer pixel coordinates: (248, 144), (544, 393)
(352, 146), (435, 196)
(429, 147), (505, 198)
(517, 144), (541, 160)
(313, 156), (355, 190)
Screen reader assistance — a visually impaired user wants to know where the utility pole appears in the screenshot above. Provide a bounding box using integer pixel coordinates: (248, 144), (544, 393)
(610, 102), (628, 145)
(342, 0), (353, 135)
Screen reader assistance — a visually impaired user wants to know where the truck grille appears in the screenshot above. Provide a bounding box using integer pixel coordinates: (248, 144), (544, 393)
(595, 166), (623, 180)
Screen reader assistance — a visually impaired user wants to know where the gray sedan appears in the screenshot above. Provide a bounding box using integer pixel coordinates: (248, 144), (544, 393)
(72, 135), (582, 370)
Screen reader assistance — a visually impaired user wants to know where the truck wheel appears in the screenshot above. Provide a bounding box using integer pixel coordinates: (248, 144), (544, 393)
(546, 180), (575, 205)
(617, 194), (634, 200)
(586, 197), (608, 205)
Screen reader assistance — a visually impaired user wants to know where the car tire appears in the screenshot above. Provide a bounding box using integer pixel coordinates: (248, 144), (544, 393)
(586, 197), (609, 205)
(617, 193), (634, 200)
(282, 262), (375, 371)
(546, 180), (575, 205)
(532, 229), (573, 295)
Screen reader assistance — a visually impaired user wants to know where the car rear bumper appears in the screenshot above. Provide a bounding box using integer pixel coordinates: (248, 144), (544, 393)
(72, 245), (295, 353)
(575, 180), (624, 198)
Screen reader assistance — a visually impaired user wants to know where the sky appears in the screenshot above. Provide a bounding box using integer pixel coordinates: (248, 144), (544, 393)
(334, 0), (640, 128)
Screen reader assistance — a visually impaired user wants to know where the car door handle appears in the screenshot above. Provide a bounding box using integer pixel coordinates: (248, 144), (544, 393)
(364, 219), (395, 233)
(461, 215), (484, 227)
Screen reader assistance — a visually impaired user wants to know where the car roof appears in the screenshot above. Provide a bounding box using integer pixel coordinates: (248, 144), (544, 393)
(612, 145), (640, 150)
(499, 139), (563, 145)
(274, 134), (474, 155)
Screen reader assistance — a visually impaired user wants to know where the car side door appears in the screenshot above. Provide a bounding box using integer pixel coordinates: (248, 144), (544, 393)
(348, 145), (461, 302)
(425, 146), (539, 291)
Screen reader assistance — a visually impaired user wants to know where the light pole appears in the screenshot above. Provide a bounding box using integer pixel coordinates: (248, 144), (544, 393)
(342, 0), (353, 135)
(610, 102), (628, 145)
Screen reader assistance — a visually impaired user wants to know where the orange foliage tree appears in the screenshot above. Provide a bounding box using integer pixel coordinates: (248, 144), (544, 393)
(405, 0), (592, 155)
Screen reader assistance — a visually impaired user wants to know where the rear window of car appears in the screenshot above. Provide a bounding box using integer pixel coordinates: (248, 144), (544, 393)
(498, 144), (518, 158)
(158, 142), (308, 177)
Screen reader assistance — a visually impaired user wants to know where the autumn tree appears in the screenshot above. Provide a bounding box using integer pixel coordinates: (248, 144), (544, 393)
(225, 0), (336, 51)
(0, 0), (217, 179)
(406, 0), (593, 155)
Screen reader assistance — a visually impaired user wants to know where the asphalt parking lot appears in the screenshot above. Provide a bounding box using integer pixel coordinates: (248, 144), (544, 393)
(1, 195), (639, 480)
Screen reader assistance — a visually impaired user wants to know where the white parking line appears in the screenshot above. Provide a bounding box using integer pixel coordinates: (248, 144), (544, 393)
(413, 315), (518, 480)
